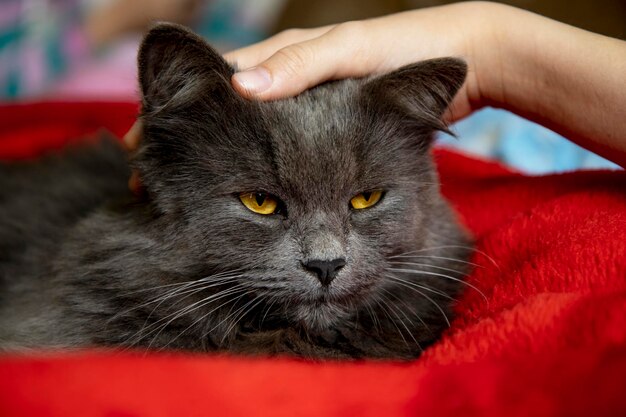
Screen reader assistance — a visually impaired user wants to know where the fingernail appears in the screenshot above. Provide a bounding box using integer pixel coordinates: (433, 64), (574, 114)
(233, 67), (272, 94)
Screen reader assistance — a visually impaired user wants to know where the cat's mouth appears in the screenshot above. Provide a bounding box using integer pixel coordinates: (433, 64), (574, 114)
(307, 286), (356, 306)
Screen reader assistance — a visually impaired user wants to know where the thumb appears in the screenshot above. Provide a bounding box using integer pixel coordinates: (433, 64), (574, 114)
(231, 24), (367, 100)
(123, 119), (142, 150)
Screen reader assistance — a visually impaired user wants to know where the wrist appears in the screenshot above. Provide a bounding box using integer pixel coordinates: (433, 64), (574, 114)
(458, 2), (520, 113)
(462, 4), (626, 167)
(415, 1), (516, 118)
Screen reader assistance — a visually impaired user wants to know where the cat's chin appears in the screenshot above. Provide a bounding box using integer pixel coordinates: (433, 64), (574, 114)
(294, 301), (351, 331)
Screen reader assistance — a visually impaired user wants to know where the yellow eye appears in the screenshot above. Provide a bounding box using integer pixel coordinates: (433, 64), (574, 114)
(350, 190), (383, 210)
(239, 192), (279, 215)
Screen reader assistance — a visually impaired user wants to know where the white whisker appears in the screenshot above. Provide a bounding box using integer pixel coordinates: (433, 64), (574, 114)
(384, 275), (451, 327)
(389, 254), (483, 268)
(220, 296), (267, 345)
(388, 267), (488, 302)
(120, 268), (246, 296)
(362, 300), (382, 335)
(141, 275), (244, 326)
(145, 286), (248, 349)
(390, 245), (499, 269)
(380, 289), (423, 352)
(162, 290), (246, 349)
(198, 294), (258, 344)
(259, 295), (279, 329)
(375, 295), (410, 348)
(388, 260), (467, 276)
(384, 274), (456, 301)
(108, 271), (244, 325)
(128, 285), (246, 348)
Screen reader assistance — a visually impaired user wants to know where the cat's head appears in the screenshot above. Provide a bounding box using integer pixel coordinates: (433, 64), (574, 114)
(134, 24), (468, 331)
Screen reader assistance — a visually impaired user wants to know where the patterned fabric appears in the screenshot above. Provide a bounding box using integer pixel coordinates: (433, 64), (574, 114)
(0, 0), (283, 100)
(0, 0), (90, 99)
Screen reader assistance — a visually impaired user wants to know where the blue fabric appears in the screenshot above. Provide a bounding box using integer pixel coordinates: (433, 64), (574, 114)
(438, 108), (620, 174)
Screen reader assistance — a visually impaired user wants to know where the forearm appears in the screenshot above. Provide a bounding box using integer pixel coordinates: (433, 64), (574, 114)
(211, 2), (626, 167)
(478, 4), (626, 167)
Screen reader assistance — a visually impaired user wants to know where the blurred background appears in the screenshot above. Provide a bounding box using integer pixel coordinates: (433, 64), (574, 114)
(1, 0), (624, 172)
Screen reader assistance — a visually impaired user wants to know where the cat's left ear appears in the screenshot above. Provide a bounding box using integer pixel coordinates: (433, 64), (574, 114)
(361, 58), (467, 134)
(138, 23), (236, 112)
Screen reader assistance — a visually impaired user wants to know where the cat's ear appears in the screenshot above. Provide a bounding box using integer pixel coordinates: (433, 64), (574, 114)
(138, 23), (235, 112)
(361, 58), (467, 134)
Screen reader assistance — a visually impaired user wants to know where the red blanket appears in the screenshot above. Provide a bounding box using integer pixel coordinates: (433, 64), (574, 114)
(1, 102), (625, 417)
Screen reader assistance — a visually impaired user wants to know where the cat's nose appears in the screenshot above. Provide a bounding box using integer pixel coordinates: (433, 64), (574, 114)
(303, 258), (346, 286)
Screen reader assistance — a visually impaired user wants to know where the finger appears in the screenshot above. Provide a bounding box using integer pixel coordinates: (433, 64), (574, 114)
(224, 25), (335, 70)
(123, 119), (143, 150)
(128, 170), (145, 196)
(231, 23), (373, 100)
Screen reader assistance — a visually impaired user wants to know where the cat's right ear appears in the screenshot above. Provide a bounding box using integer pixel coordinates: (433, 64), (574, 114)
(361, 58), (467, 135)
(138, 23), (236, 112)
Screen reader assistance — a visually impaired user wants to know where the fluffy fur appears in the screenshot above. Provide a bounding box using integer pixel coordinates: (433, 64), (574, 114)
(0, 24), (470, 359)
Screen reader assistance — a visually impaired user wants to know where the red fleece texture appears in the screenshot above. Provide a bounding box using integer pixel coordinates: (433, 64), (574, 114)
(0, 102), (624, 417)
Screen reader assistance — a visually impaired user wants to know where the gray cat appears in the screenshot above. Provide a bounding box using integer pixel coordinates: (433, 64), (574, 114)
(0, 24), (471, 359)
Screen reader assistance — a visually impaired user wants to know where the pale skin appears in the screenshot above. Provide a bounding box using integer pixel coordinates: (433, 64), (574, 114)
(125, 1), (626, 173)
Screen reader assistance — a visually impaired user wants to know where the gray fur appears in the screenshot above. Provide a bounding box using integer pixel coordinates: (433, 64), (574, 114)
(0, 24), (471, 359)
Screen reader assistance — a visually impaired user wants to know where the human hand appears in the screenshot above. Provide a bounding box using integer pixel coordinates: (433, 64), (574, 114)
(225, 2), (626, 166)
(123, 2), (494, 193)
(224, 1), (503, 122)
(123, 121), (143, 193)
(125, 0), (626, 177)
